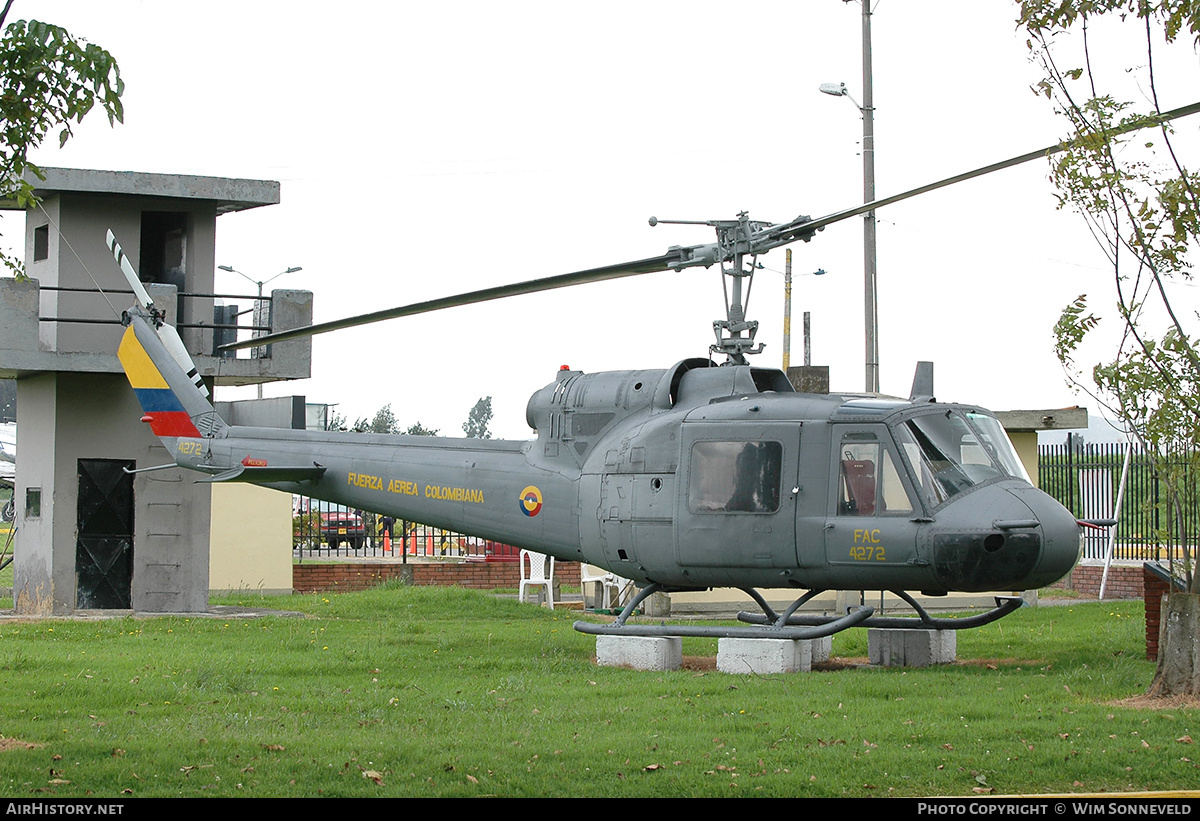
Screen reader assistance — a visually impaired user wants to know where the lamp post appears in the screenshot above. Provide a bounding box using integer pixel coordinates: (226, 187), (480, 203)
(821, 1), (877, 393)
(217, 264), (302, 397)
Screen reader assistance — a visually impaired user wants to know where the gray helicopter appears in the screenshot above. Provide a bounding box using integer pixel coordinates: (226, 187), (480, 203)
(112, 106), (1200, 640)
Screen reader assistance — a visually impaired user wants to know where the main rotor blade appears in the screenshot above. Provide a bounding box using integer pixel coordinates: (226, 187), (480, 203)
(222, 100), (1200, 352)
(767, 99), (1200, 242)
(220, 252), (686, 350)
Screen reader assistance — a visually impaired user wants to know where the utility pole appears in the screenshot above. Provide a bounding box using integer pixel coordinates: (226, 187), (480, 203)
(861, 1), (878, 394)
(820, 2), (878, 393)
(782, 248), (793, 370)
(804, 311), (812, 366)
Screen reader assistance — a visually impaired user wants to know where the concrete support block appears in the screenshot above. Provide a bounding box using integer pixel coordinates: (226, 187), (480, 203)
(641, 589), (671, 617)
(810, 635), (832, 663)
(595, 635), (682, 671)
(717, 636), (833, 674)
(868, 628), (956, 667)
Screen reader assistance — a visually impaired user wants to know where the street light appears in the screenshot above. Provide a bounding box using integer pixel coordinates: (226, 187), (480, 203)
(217, 264), (303, 298)
(217, 264), (302, 397)
(821, 2), (877, 394)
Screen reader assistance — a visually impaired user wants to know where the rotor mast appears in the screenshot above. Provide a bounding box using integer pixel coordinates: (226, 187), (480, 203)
(712, 213), (764, 364)
(651, 212), (802, 365)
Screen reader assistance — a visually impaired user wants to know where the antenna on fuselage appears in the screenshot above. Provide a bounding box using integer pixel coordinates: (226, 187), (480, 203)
(909, 361), (934, 403)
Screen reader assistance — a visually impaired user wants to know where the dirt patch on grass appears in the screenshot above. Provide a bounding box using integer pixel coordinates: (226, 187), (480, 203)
(677, 656), (1046, 673)
(957, 657), (1045, 668)
(0, 736), (42, 751)
(1110, 693), (1200, 711)
(679, 656), (872, 672)
(678, 656), (1199, 709)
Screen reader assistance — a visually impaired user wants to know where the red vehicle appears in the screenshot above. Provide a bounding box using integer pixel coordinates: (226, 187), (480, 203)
(320, 510), (365, 549)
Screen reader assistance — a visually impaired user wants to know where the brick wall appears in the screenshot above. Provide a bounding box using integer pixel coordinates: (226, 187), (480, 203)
(1143, 564), (1187, 662)
(1052, 563), (1144, 599)
(293, 559), (581, 594)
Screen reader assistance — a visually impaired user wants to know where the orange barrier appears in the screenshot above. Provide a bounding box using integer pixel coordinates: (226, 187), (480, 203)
(405, 535), (434, 555)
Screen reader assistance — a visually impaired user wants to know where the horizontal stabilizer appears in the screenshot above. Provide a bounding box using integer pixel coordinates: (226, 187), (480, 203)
(196, 463), (327, 484)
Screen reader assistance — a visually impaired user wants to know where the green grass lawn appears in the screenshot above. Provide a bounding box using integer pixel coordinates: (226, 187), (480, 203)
(0, 585), (1193, 798)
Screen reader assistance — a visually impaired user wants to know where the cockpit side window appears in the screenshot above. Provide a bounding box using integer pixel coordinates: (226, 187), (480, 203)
(688, 440), (783, 514)
(837, 433), (914, 516)
(893, 410), (1022, 508)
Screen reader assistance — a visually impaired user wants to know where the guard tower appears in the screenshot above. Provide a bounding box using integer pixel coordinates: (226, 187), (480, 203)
(0, 168), (312, 614)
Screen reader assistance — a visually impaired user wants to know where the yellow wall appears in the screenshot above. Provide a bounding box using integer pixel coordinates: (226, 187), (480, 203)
(1009, 431), (1040, 487)
(209, 484), (293, 594)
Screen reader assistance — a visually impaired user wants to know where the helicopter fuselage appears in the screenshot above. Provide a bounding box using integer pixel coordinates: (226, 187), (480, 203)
(168, 356), (1082, 596)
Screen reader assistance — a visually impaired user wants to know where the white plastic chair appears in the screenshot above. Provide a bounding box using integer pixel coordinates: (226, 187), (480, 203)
(519, 550), (555, 609)
(580, 564), (626, 610)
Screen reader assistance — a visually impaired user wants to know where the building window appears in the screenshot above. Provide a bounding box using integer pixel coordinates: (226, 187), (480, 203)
(33, 225), (49, 261)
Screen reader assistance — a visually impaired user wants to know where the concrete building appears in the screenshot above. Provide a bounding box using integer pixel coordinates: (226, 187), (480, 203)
(0, 168), (312, 614)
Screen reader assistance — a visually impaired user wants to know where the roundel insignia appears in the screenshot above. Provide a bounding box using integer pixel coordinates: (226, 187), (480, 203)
(519, 485), (543, 517)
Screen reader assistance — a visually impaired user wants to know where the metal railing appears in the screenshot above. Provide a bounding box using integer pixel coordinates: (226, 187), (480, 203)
(292, 495), (520, 562)
(1038, 437), (1199, 564)
(34, 286), (272, 356)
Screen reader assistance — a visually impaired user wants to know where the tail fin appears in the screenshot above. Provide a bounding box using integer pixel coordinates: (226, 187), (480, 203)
(108, 228), (226, 441)
(107, 230), (208, 399)
(118, 309), (226, 440)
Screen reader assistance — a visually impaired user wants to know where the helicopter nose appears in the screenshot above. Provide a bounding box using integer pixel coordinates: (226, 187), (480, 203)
(924, 483), (1081, 592)
(1005, 484), (1083, 588)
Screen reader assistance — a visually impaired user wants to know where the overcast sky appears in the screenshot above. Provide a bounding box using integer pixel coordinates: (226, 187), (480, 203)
(4, 1), (1198, 438)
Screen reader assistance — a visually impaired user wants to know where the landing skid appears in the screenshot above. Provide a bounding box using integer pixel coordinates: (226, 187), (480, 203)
(571, 585), (1025, 640)
(572, 583), (875, 640)
(736, 590), (1026, 631)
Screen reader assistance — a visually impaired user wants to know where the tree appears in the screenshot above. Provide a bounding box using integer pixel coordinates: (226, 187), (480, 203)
(0, 3), (125, 277)
(369, 404), (399, 434)
(462, 396), (493, 439)
(1021, 0), (1200, 695)
(336, 405), (438, 435)
(324, 408), (348, 431)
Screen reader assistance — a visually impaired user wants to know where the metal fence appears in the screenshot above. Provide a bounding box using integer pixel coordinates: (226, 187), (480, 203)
(292, 495), (520, 562)
(1038, 436), (1199, 564)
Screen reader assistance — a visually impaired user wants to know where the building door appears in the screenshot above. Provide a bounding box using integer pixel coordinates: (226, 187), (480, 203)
(76, 459), (134, 609)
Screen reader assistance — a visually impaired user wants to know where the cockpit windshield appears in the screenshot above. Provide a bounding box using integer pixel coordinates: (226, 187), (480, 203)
(891, 410), (1029, 508)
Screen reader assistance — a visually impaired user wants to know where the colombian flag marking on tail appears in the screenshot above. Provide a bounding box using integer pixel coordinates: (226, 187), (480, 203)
(118, 326), (201, 438)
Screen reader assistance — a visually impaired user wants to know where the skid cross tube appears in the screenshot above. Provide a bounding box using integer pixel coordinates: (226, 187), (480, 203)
(572, 584), (876, 640)
(736, 591), (1025, 631)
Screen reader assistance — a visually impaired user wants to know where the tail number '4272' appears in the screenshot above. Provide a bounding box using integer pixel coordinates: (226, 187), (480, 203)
(851, 530), (886, 561)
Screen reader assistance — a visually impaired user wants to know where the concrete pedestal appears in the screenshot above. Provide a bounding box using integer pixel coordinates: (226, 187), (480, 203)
(595, 635), (682, 671)
(868, 628), (956, 667)
(717, 637), (832, 674)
